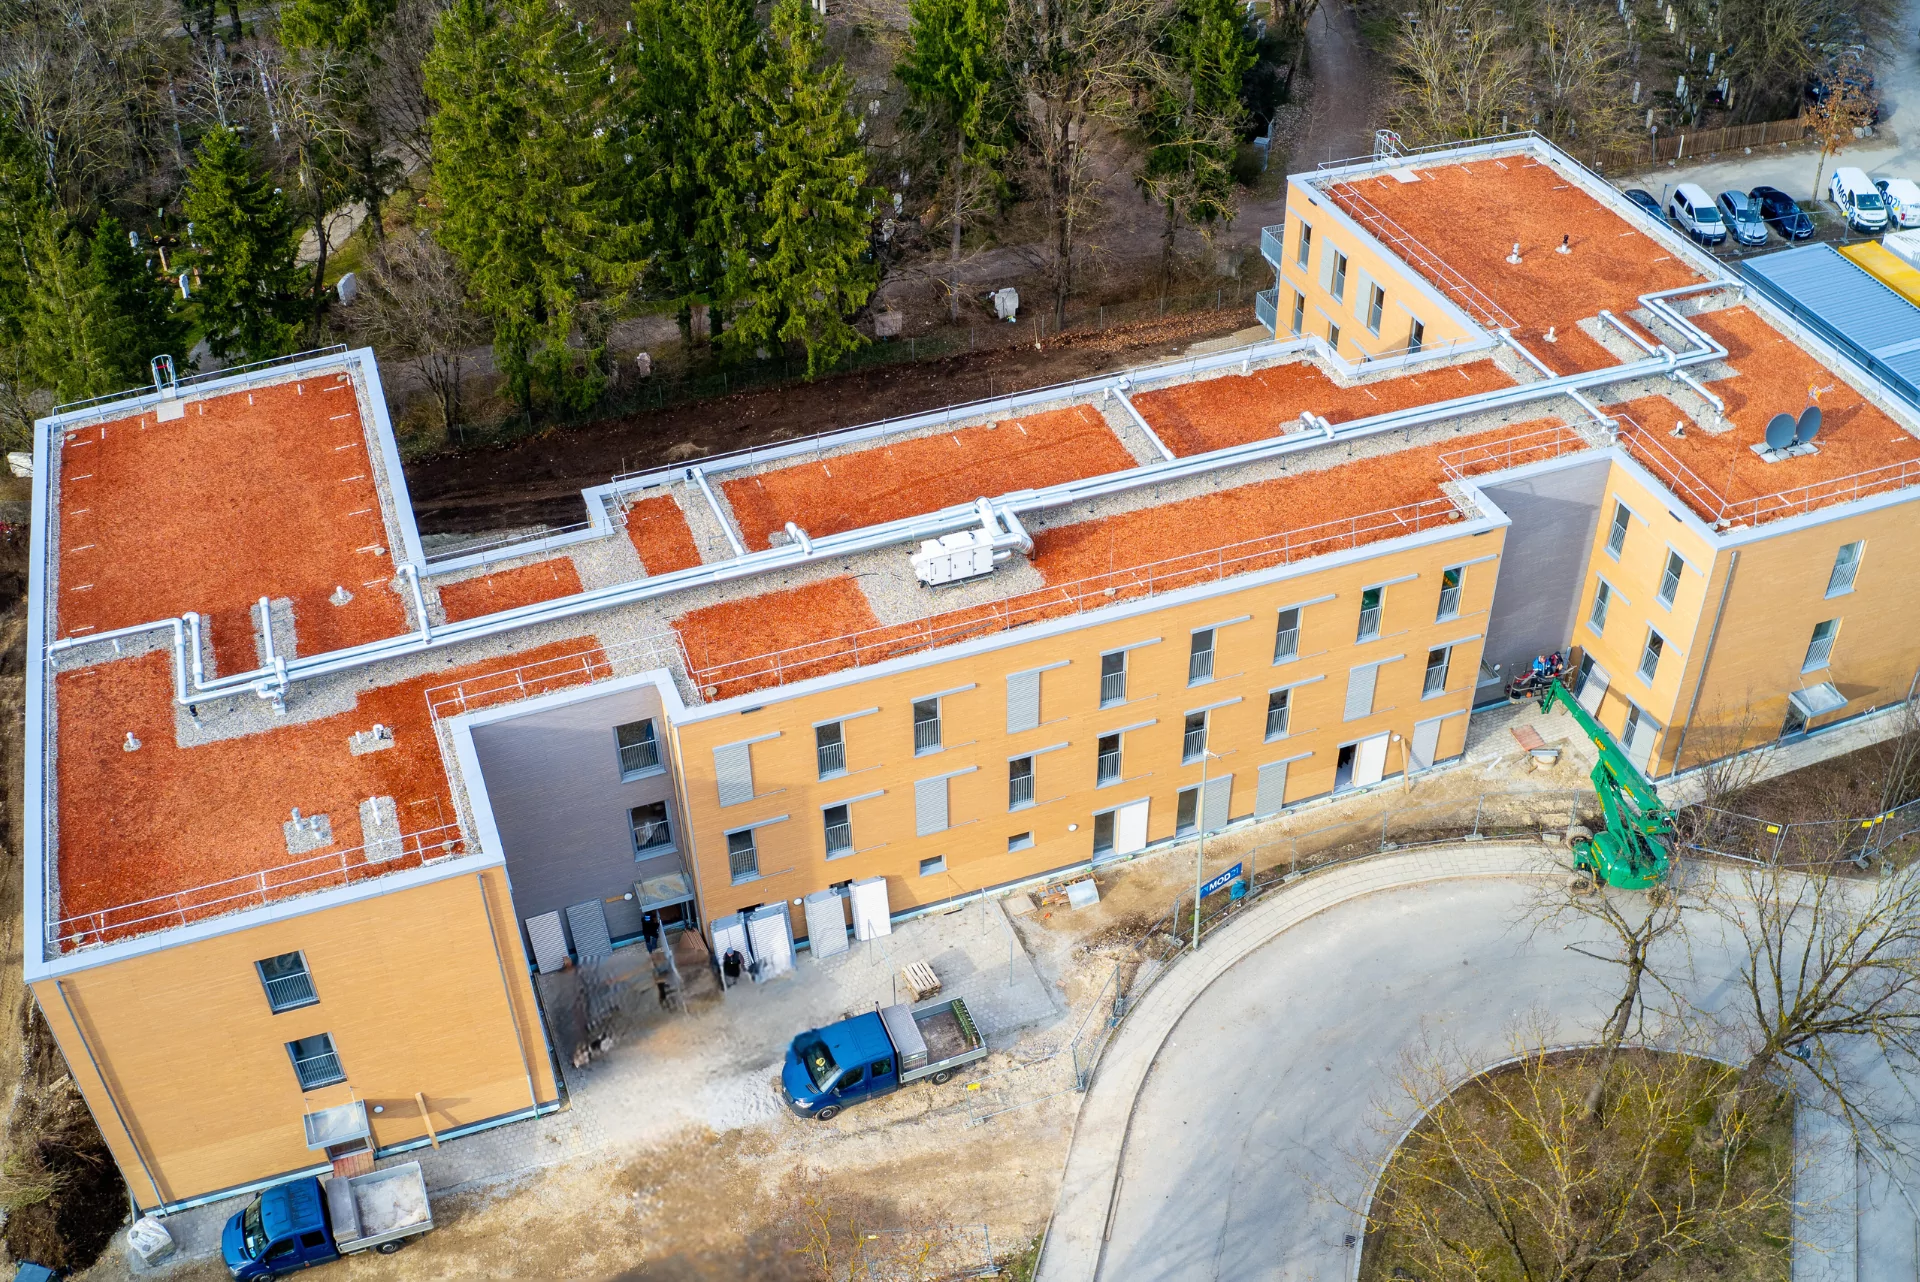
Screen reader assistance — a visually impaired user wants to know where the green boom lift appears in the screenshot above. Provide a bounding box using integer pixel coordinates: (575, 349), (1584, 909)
(1537, 678), (1674, 889)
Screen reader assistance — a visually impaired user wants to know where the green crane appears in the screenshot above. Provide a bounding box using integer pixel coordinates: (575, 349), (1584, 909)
(1537, 678), (1674, 889)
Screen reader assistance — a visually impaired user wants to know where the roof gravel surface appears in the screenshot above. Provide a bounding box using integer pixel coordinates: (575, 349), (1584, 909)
(718, 405), (1136, 550)
(437, 558), (584, 622)
(624, 492), (704, 574)
(54, 374), (409, 677)
(1325, 158), (1702, 374)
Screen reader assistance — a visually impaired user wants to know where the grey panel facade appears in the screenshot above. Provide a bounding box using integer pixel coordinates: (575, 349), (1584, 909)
(470, 683), (682, 951)
(1479, 458), (1611, 697)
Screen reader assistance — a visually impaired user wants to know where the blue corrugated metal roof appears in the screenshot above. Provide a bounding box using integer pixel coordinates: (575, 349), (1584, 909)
(1740, 244), (1920, 406)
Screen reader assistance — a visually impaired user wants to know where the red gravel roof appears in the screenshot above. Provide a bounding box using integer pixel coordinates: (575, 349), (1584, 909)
(55, 373), (409, 676)
(719, 405), (1137, 550)
(436, 558), (584, 623)
(625, 493), (703, 574)
(1324, 158), (1702, 374)
(52, 637), (606, 950)
(1134, 359), (1513, 456)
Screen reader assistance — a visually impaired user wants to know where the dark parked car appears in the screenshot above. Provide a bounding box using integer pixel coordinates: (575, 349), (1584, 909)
(1716, 190), (1770, 246)
(1750, 186), (1815, 240)
(1805, 70), (1881, 125)
(1623, 188), (1664, 220)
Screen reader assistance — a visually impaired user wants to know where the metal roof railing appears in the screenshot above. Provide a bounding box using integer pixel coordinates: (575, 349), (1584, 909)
(47, 345), (353, 417)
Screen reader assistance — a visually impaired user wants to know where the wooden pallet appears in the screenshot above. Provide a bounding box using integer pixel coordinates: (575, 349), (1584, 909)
(901, 960), (941, 1003)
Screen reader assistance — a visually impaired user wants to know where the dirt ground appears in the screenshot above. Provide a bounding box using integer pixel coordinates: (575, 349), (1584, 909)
(401, 309), (1256, 536)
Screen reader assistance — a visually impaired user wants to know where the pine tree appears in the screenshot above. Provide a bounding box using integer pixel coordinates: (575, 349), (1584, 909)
(0, 126), (43, 445)
(21, 212), (127, 403)
(278, 0), (398, 52)
(90, 216), (189, 378)
(631, 0), (761, 342)
(181, 126), (307, 362)
(720, 0), (878, 376)
(426, 0), (648, 412)
(898, 0), (1011, 319)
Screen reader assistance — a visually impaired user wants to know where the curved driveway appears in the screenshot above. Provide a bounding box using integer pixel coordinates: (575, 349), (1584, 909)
(1037, 847), (1912, 1282)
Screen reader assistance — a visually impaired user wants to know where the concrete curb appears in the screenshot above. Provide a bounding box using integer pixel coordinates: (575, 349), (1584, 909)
(1035, 843), (1558, 1282)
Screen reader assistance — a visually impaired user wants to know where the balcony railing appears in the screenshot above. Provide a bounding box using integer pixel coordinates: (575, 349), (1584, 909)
(634, 819), (673, 851)
(1260, 224), (1285, 266)
(1804, 635), (1836, 671)
(1826, 556), (1859, 597)
(1423, 665), (1447, 697)
(1010, 772), (1035, 807)
(1273, 627), (1299, 662)
(264, 970), (317, 1012)
(914, 717), (942, 753)
(293, 1049), (345, 1090)
(817, 740), (846, 777)
(1266, 704), (1289, 739)
(1255, 287), (1278, 334)
(1437, 585), (1461, 620)
(1357, 606), (1381, 641)
(1096, 751), (1122, 785)
(1100, 669), (1126, 705)
(1188, 648), (1214, 683)
(824, 822), (853, 857)
(1182, 728), (1207, 762)
(619, 737), (660, 775)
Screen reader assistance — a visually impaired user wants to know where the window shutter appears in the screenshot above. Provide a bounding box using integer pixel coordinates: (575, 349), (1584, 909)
(1343, 664), (1378, 721)
(1200, 773), (1233, 830)
(1319, 247), (1337, 291)
(1006, 671), (1041, 734)
(915, 776), (949, 836)
(714, 743), (754, 807)
(1353, 269), (1375, 320)
(1255, 760), (1290, 816)
(566, 900), (613, 962)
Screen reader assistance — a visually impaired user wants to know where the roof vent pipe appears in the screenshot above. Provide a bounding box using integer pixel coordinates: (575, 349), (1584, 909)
(784, 522), (813, 554)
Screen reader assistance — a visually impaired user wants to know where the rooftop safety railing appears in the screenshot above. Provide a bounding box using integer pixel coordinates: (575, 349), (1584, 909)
(1438, 420), (1604, 480)
(48, 345), (353, 416)
(1614, 416), (1920, 527)
(1321, 181), (1517, 332)
(49, 822), (466, 954)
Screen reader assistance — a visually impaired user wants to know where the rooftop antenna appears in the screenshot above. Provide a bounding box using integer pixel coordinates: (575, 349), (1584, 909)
(150, 354), (177, 398)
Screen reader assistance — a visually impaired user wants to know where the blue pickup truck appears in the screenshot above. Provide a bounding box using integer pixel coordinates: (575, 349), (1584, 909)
(781, 997), (987, 1120)
(222, 1162), (433, 1278)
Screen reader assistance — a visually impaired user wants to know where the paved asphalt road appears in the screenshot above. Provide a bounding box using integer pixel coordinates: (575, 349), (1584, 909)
(1093, 873), (1917, 1282)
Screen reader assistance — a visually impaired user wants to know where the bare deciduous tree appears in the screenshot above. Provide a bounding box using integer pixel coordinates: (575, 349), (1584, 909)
(1807, 50), (1875, 202)
(1385, 0), (1527, 147)
(1359, 1026), (1792, 1281)
(1531, 0), (1636, 152)
(347, 229), (488, 437)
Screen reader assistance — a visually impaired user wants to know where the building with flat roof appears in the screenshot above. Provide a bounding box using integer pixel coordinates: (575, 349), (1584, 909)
(27, 134), (1920, 1211)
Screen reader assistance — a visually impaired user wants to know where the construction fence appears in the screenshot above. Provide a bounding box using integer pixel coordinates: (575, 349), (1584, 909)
(1570, 116), (1809, 175)
(1684, 793), (1920, 870)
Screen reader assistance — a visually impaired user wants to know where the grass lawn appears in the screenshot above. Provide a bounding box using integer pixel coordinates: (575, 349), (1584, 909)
(1360, 1048), (1793, 1282)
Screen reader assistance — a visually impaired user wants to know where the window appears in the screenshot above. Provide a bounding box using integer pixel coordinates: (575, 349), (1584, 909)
(1436, 567), (1462, 621)
(822, 804), (853, 857)
(1622, 701), (1645, 751)
(1605, 501), (1630, 557)
(1182, 712), (1208, 763)
(1188, 629), (1215, 684)
(1357, 586), (1383, 642)
(1638, 630), (1664, 682)
(1092, 810), (1115, 855)
(1096, 734), (1122, 785)
(1408, 318), (1425, 354)
(1589, 580), (1612, 634)
(1423, 647), (1450, 698)
(1328, 320), (1342, 350)
(727, 829), (759, 883)
(1782, 702), (1810, 739)
(1827, 541), (1863, 597)
(1273, 607), (1300, 662)
(256, 952), (316, 1013)
(1330, 250), (1348, 302)
(630, 801), (673, 854)
(919, 855), (947, 877)
(615, 719), (659, 777)
(1100, 651), (1127, 706)
(1290, 290), (1305, 335)
(1175, 787), (1199, 835)
(1803, 619), (1838, 672)
(1365, 282), (1385, 334)
(815, 722), (846, 779)
(1010, 756), (1035, 808)
(1658, 550), (1684, 606)
(1008, 831), (1034, 852)
(287, 1033), (344, 1089)
(1265, 689), (1291, 740)
(912, 698), (942, 754)
(1296, 221), (1312, 269)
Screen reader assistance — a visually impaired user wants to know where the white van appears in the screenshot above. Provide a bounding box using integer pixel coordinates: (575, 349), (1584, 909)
(1830, 167), (1889, 231)
(1665, 183), (1726, 245)
(1876, 177), (1920, 229)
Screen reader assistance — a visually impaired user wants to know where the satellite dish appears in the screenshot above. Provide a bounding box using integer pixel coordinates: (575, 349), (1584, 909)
(1795, 405), (1823, 445)
(1764, 413), (1796, 451)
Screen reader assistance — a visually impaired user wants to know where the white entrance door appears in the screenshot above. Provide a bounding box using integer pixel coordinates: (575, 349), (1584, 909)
(1114, 799), (1150, 856)
(1578, 660), (1610, 713)
(1353, 732), (1391, 787)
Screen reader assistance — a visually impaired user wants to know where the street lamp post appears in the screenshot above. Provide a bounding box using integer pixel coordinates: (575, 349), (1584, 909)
(1191, 748), (1212, 952)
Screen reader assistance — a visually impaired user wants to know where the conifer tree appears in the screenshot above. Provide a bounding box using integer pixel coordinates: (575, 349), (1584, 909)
(90, 216), (189, 376)
(631, 0), (761, 343)
(0, 126), (43, 444)
(426, 0), (647, 412)
(898, 0), (1010, 319)
(720, 0), (877, 376)
(21, 212), (127, 403)
(1137, 0), (1252, 282)
(181, 126), (307, 362)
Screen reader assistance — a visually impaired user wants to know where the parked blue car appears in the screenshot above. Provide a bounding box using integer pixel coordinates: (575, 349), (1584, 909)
(1750, 186), (1815, 240)
(1622, 189), (1664, 220)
